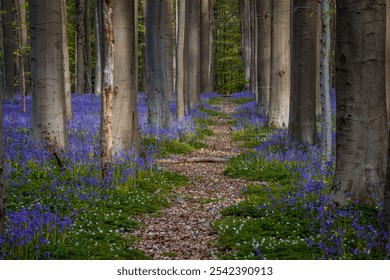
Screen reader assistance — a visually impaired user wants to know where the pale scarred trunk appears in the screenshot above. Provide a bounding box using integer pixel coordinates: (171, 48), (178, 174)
(269, 0), (291, 128)
(331, 0), (388, 206)
(112, 0), (140, 155)
(101, 0), (114, 178)
(30, 0), (67, 149)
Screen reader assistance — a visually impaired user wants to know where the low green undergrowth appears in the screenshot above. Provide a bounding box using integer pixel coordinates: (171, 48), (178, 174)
(233, 126), (275, 148)
(224, 152), (294, 185)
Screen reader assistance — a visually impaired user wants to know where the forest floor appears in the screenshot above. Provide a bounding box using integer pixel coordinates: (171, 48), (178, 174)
(132, 100), (264, 259)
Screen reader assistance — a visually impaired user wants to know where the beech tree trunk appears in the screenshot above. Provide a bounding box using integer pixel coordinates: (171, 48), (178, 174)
(18, 0), (30, 94)
(1, 0), (15, 100)
(268, 0), (291, 128)
(16, 0), (27, 112)
(289, 0), (318, 145)
(101, 0), (114, 178)
(94, 0), (103, 95)
(331, 0), (388, 206)
(200, 0), (214, 93)
(76, 0), (85, 94)
(162, 0), (174, 103)
(30, 0), (68, 149)
(256, 0), (271, 116)
(176, 0), (186, 120)
(145, 0), (170, 129)
(112, 0), (140, 155)
(186, 0), (201, 107)
(84, 0), (92, 93)
(320, 0), (332, 169)
(250, 0), (257, 95)
(61, 0), (73, 120)
(239, 0), (251, 90)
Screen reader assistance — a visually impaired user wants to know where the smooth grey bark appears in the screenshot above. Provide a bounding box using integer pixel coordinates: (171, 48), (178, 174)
(176, 0), (186, 120)
(16, 0), (27, 112)
(145, 0), (170, 129)
(61, 0), (73, 120)
(320, 0), (332, 169)
(18, 0), (30, 94)
(200, 0), (214, 93)
(239, 0), (251, 90)
(331, 0), (388, 206)
(256, 0), (271, 117)
(186, 0), (201, 107)
(269, 0), (291, 128)
(76, 0), (85, 94)
(112, 0), (140, 155)
(162, 0), (174, 103)
(84, 0), (92, 93)
(1, 0), (15, 100)
(30, 0), (67, 149)
(94, 0), (103, 95)
(101, 0), (114, 178)
(250, 0), (257, 96)
(289, 0), (318, 145)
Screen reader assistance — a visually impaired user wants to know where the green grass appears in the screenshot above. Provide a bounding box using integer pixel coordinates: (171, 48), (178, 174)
(233, 126), (275, 148)
(224, 152), (294, 185)
(229, 97), (254, 104)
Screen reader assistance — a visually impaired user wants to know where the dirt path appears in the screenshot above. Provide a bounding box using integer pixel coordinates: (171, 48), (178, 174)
(132, 101), (256, 259)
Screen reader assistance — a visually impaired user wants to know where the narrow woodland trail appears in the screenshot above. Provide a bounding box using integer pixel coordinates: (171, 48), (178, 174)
(132, 101), (259, 259)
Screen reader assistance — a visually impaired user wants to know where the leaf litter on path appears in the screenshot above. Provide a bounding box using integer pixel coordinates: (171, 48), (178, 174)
(131, 101), (264, 259)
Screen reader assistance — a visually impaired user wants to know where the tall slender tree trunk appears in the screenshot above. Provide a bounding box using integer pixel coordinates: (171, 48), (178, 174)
(256, 0), (271, 116)
(145, 0), (170, 129)
(331, 0), (388, 206)
(16, 0), (26, 112)
(101, 0), (114, 179)
(84, 0), (92, 93)
(94, 0), (103, 95)
(1, 0), (15, 100)
(176, 0), (186, 120)
(239, 0), (251, 91)
(61, 0), (73, 120)
(112, 0), (140, 155)
(162, 0), (174, 104)
(269, 0), (291, 128)
(250, 0), (257, 95)
(320, 0), (332, 169)
(18, 0), (30, 94)
(76, 0), (85, 94)
(187, 0), (201, 107)
(200, 0), (213, 93)
(289, 0), (318, 145)
(30, 0), (67, 149)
